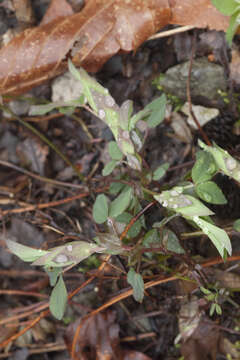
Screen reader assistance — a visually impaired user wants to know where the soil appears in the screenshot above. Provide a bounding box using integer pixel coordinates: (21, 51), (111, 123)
(1, 1), (240, 360)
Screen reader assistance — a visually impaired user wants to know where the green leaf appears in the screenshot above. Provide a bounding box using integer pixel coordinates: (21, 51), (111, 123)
(145, 94), (166, 128)
(126, 153), (142, 170)
(215, 304), (222, 315)
(142, 229), (160, 258)
(102, 160), (118, 176)
(210, 303), (216, 316)
(104, 108), (120, 139)
(115, 212), (142, 238)
(162, 229), (185, 254)
(233, 219), (240, 232)
(192, 216), (232, 257)
(200, 286), (212, 295)
(119, 100), (133, 131)
(49, 275), (68, 320)
(109, 182), (125, 195)
(226, 10), (240, 45)
(45, 267), (62, 286)
(108, 141), (123, 160)
(155, 190), (214, 217)
(143, 229), (159, 247)
(206, 294), (215, 301)
(30, 102), (60, 115)
(210, 0), (238, 15)
(129, 108), (150, 131)
(176, 195), (215, 217)
(196, 181), (227, 204)
(29, 97), (85, 116)
(68, 60), (107, 113)
(198, 140), (240, 183)
(152, 214), (179, 229)
(32, 241), (102, 267)
(153, 163), (170, 180)
(127, 268), (144, 303)
(109, 187), (132, 218)
(5, 239), (49, 262)
(192, 151), (217, 184)
(117, 129), (135, 155)
(93, 194), (109, 224)
(94, 232), (122, 255)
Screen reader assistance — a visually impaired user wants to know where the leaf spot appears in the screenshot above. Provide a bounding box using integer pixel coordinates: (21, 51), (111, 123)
(105, 95), (115, 107)
(99, 109), (106, 119)
(225, 157), (237, 171)
(54, 254), (68, 263)
(67, 245), (73, 252)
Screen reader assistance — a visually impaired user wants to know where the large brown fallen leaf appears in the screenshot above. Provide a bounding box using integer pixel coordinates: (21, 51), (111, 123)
(179, 298), (220, 360)
(0, 0), (229, 97)
(64, 311), (151, 360)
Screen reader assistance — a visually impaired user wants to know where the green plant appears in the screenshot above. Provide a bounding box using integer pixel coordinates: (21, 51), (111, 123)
(6, 60), (240, 319)
(200, 286), (223, 316)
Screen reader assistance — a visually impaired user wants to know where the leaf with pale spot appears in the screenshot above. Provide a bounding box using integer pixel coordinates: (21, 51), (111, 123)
(32, 241), (103, 267)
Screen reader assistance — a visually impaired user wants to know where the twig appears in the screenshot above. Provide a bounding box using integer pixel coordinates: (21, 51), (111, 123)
(0, 159), (86, 189)
(0, 290), (48, 299)
(121, 332), (157, 342)
(119, 201), (157, 242)
(0, 342), (66, 359)
(0, 186), (108, 216)
(0, 105), (85, 181)
(186, 31), (211, 146)
(147, 25), (195, 41)
(0, 254), (111, 349)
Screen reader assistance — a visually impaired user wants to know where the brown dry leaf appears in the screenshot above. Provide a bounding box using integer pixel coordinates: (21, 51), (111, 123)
(214, 269), (240, 289)
(16, 136), (49, 175)
(0, 0), (171, 97)
(64, 311), (151, 360)
(180, 318), (220, 360)
(230, 49), (240, 87)
(40, 0), (74, 26)
(0, 0), (230, 97)
(65, 311), (121, 360)
(219, 337), (240, 359)
(170, 0), (229, 31)
(123, 352), (151, 360)
(178, 297), (220, 359)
